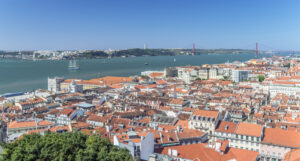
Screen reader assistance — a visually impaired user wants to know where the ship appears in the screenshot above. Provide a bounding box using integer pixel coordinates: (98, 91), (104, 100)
(68, 60), (80, 70)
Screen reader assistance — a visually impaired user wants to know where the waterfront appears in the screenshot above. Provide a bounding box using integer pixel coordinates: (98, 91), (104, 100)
(0, 53), (263, 94)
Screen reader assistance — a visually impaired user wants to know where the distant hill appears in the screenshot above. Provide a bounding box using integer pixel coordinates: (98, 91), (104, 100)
(110, 48), (255, 57)
(0, 48), (256, 60)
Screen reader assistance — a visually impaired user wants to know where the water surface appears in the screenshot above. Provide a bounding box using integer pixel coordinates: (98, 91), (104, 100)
(0, 53), (261, 94)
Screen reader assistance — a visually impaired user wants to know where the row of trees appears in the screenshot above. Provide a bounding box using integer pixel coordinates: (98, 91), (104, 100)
(1, 132), (133, 161)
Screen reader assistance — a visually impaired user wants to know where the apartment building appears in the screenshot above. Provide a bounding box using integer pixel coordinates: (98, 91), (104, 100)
(188, 109), (221, 141)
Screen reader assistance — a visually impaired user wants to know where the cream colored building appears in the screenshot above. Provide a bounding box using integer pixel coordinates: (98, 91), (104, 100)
(188, 109), (221, 141)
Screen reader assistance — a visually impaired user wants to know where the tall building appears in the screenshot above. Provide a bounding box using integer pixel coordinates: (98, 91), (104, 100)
(232, 70), (250, 82)
(144, 43), (147, 49)
(48, 77), (64, 93)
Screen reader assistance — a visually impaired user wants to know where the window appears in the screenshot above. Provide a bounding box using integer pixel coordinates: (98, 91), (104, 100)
(246, 136), (248, 140)
(251, 136), (254, 141)
(241, 135), (243, 139)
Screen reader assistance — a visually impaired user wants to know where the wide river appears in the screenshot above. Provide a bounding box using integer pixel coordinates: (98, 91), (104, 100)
(0, 53), (267, 94)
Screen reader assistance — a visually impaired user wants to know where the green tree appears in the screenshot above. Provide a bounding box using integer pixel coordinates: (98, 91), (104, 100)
(223, 76), (230, 80)
(258, 75), (265, 82)
(284, 63), (291, 68)
(1, 132), (133, 161)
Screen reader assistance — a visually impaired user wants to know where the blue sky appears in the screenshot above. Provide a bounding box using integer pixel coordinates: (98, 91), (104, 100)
(0, 0), (299, 50)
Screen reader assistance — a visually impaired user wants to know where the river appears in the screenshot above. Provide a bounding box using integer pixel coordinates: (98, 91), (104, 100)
(0, 53), (266, 94)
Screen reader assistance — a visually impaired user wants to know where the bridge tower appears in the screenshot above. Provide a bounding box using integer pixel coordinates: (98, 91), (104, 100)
(193, 43), (195, 56)
(256, 42), (258, 58)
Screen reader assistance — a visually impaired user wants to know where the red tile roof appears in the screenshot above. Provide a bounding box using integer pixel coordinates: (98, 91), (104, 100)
(8, 121), (36, 129)
(192, 109), (219, 119)
(60, 108), (73, 116)
(38, 120), (53, 126)
(235, 122), (263, 137)
(283, 149), (300, 161)
(216, 121), (237, 134)
(262, 127), (300, 148)
(159, 143), (259, 161)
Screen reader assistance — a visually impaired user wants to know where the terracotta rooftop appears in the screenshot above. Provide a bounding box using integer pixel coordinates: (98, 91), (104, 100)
(59, 108), (74, 116)
(192, 109), (219, 118)
(8, 121), (36, 129)
(283, 149), (300, 161)
(235, 122), (263, 137)
(262, 127), (300, 148)
(216, 121), (237, 134)
(38, 120), (53, 126)
(177, 129), (205, 139)
(158, 143), (259, 161)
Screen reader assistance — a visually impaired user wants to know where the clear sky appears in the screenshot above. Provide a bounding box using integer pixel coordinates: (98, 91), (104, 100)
(0, 0), (299, 50)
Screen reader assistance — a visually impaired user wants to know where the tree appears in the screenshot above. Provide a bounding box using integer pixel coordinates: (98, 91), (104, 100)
(223, 76), (230, 80)
(258, 75), (265, 82)
(284, 63), (291, 68)
(1, 132), (133, 161)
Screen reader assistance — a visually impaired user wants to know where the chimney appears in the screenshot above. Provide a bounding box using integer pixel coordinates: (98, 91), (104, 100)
(159, 132), (163, 143)
(106, 125), (111, 132)
(225, 125), (228, 130)
(215, 142), (221, 152)
(177, 125), (181, 132)
(172, 149), (178, 157)
(292, 113), (297, 120)
(159, 132), (163, 138)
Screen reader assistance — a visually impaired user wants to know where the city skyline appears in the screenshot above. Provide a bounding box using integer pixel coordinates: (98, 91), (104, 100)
(0, 0), (300, 50)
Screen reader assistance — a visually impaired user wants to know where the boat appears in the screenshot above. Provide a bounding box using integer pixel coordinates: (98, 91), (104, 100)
(68, 60), (80, 70)
(174, 58), (176, 62)
(144, 62), (148, 65)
